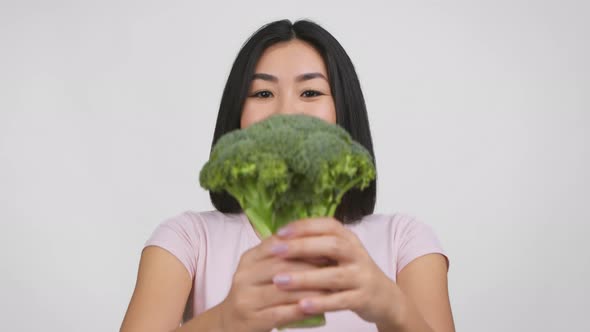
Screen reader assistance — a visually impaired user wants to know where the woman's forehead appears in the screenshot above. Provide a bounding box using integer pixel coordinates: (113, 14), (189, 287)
(254, 39), (328, 78)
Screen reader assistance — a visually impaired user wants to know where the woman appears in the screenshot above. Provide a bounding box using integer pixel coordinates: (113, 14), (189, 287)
(121, 19), (455, 332)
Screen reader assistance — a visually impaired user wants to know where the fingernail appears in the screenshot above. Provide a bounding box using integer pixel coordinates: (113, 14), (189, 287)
(273, 274), (291, 285)
(300, 299), (314, 312)
(277, 226), (292, 237)
(271, 243), (288, 254)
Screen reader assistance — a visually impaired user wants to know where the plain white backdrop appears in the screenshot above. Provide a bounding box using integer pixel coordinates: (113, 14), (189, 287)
(1, 0), (589, 331)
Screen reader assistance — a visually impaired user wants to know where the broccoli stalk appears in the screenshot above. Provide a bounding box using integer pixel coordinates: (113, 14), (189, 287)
(200, 114), (376, 329)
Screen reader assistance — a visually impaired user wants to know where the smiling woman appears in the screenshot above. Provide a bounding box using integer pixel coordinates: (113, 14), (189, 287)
(210, 20), (376, 225)
(241, 39), (337, 127)
(121, 19), (455, 332)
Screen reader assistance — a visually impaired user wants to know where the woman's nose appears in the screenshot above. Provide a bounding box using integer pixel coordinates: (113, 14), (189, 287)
(276, 95), (300, 115)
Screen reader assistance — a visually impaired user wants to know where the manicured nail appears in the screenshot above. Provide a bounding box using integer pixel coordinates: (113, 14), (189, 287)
(271, 243), (288, 254)
(300, 299), (314, 312)
(273, 274), (291, 285)
(277, 226), (292, 237)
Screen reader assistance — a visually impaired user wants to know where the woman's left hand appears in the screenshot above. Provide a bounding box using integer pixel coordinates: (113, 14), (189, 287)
(270, 217), (400, 325)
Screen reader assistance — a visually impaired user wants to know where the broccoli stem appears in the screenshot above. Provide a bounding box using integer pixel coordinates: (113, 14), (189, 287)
(242, 199), (328, 330)
(328, 178), (365, 217)
(278, 314), (326, 330)
(243, 206), (273, 238)
(326, 203), (339, 218)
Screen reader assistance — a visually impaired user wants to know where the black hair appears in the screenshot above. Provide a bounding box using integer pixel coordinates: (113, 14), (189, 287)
(209, 19), (377, 224)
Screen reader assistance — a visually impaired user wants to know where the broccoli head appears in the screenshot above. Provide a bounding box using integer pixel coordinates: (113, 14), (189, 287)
(198, 114), (376, 329)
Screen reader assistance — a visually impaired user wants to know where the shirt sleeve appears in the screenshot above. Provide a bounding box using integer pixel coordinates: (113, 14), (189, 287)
(395, 215), (450, 275)
(144, 211), (199, 279)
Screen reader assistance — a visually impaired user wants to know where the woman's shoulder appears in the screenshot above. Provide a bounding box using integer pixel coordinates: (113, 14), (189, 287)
(144, 210), (249, 278)
(357, 212), (414, 222)
(152, 209), (246, 236)
(351, 212), (448, 270)
(352, 212), (429, 233)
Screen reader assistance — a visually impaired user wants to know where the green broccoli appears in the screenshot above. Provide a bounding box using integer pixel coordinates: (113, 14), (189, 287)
(199, 114), (376, 329)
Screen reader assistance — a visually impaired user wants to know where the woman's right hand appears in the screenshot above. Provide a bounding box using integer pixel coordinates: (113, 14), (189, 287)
(218, 235), (329, 332)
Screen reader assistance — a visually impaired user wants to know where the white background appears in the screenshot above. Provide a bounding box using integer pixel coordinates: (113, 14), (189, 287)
(1, 0), (589, 331)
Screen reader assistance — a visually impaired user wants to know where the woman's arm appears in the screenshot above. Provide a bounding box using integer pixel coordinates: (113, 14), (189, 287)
(377, 253), (455, 332)
(174, 304), (225, 332)
(120, 246), (224, 332)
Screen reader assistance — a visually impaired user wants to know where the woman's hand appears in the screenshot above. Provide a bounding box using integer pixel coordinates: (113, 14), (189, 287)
(218, 235), (329, 332)
(270, 217), (401, 326)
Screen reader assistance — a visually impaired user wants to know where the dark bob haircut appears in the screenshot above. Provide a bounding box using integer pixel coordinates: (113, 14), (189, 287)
(209, 19), (377, 224)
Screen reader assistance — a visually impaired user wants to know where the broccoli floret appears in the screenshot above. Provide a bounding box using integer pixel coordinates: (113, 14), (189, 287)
(200, 114), (375, 233)
(199, 138), (291, 238)
(199, 114), (376, 329)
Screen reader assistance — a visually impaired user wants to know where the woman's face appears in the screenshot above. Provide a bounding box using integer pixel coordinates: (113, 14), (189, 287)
(240, 39), (336, 128)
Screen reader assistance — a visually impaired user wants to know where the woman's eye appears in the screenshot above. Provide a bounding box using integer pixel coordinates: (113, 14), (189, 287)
(301, 90), (323, 98)
(252, 91), (273, 98)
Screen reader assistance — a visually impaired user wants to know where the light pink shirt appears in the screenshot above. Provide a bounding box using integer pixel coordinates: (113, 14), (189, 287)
(144, 210), (449, 331)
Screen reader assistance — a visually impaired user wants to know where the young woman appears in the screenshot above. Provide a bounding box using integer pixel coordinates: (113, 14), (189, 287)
(121, 19), (455, 332)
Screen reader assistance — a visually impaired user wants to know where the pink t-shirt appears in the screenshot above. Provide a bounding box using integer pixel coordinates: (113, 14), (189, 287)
(144, 210), (449, 331)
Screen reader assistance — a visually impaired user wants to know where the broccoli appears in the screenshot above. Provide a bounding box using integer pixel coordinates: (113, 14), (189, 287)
(199, 114), (376, 329)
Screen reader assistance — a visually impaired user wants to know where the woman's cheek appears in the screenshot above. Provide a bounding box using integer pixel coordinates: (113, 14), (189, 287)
(241, 98), (336, 128)
(241, 103), (276, 128)
(305, 100), (336, 124)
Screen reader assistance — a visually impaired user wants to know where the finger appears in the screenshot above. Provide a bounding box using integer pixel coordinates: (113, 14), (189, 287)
(248, 257), (321, 284)
(256, 284), (330, 310)
(277, 217), (358, 243)
(241, 235), (287, 264)
(304, 257), (337, 267)
(297, 290), (361, 315)
(273, 265), (356, 291)
(275, 235), (356, 262)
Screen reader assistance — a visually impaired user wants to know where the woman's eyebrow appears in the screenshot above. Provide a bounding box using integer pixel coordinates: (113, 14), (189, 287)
(251, 72), (328, 83)
(295, 72), (328, 82)
(252, 73), (278, 82)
